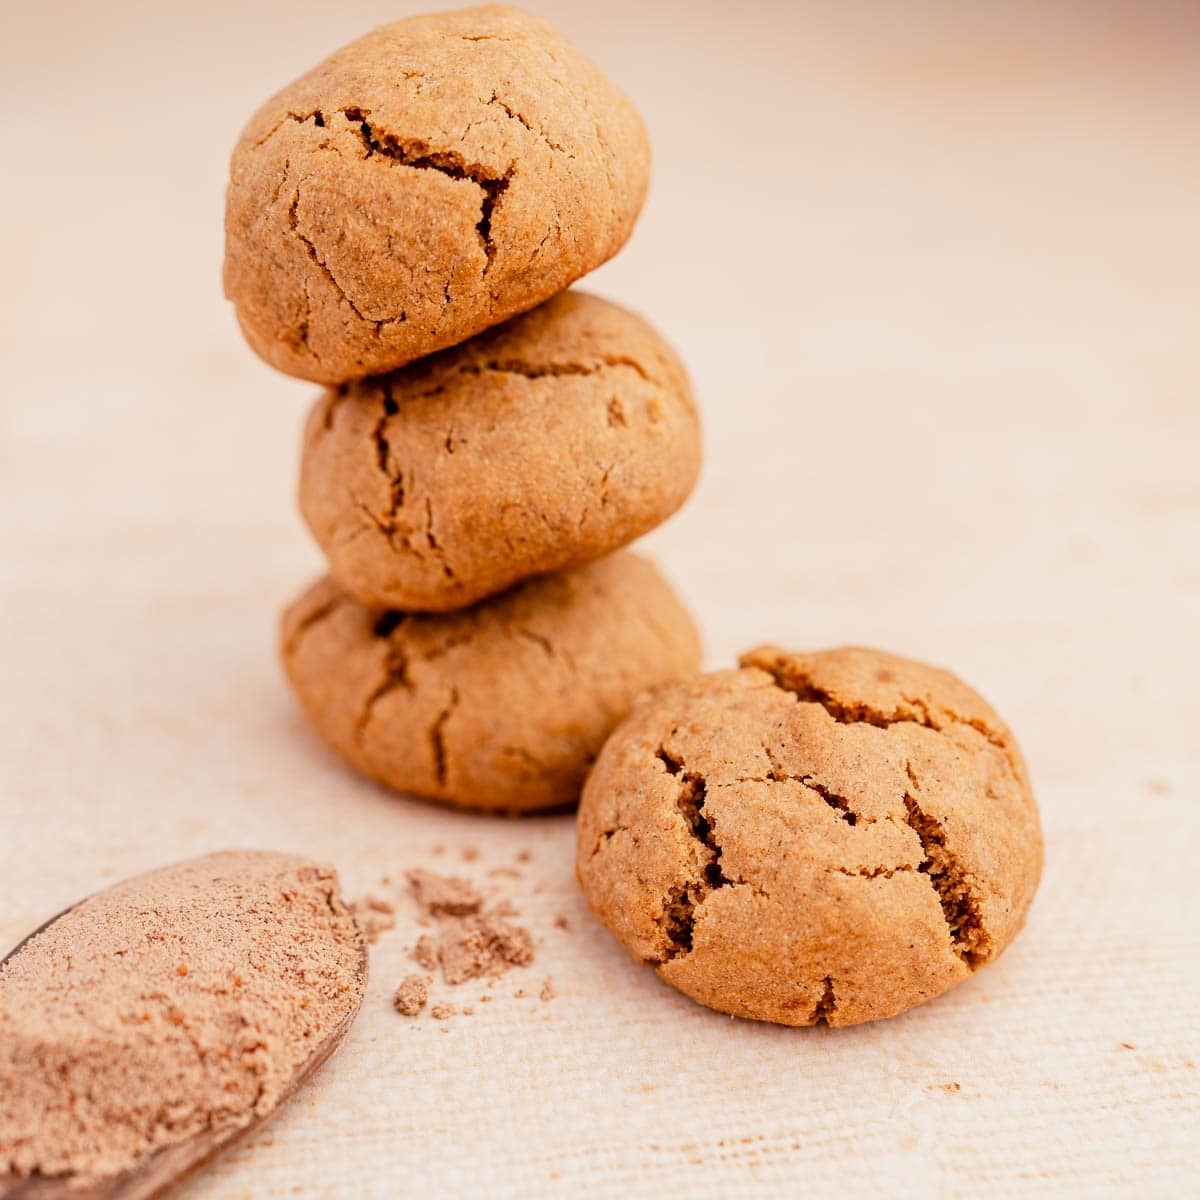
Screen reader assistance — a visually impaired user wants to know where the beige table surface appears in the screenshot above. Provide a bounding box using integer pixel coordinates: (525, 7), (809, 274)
(2, 1), (1198, 1195)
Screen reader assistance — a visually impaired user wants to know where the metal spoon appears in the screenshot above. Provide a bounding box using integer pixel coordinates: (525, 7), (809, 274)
(0, 895), (368, 1200)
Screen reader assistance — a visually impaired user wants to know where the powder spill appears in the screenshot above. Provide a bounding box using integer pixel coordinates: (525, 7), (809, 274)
(436, 912), (535, 985)
(412, 935), (438, 970)
(379, 868), (537, 1020)
(350, 894), (397, 943)
(406, 870), (533, 986)
(407, 869), (482, 916)
(0, 851), (365, 1189)
(393, 975), (431, 1017)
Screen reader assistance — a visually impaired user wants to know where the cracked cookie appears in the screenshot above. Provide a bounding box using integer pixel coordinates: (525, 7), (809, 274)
(280, 552), (702, 812)
(299, 291), (700, 612)
(224, 5), (650, 384)
(576, 645), (1042, 1026)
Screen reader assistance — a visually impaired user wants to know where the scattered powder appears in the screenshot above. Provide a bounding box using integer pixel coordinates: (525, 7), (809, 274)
(407, 869), (482, 916)
(553, 914), (570, 931)
(461, 846), (479, 862)
(430, 1003), (456, 1021)
(349, 894), (396, 943)
(516, 850), (532, 864)
(540, 978), (557, 1002)
(514, 989), (527, 999)
(392, 975), (431, 1017)
(462, 1006), (475, 1016)
(412, 936), (438, 970)
(436, 913), (534, 985)
(0, 852), (365, 1189)
(395, 870), (534, 1018)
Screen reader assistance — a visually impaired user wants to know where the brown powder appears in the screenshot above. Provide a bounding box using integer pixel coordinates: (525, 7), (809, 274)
(430, 1003), (456, 1020)
(0, 851), (365, 1188)
(350, 894), (397, 943)
(540, 978), (557, 1002)
(412, 935), (438, 970)
(436, 912), (534, 984)
(392, 975), (431, 1017)
(395, 870), (534, 1013)
(407, 869), (482, 916)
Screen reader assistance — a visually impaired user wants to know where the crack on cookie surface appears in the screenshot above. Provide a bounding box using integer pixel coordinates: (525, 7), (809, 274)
(412, 355), (653, 397)
(363, 382), (409, 541)
(653, 748), (730, 961)
(356, 623), (413, 744)
(744, 647), (1020, 781)
(423, 496), (457, 580)
(429, 689), (460, 788)
(903, 766), (991, 969)
(286, 181), (407, 333)
(340, 107), (514, 273)
(282, 593), (350, 657)
(811, 976), (837, 1025)
(486, 89), (574, 156)
(763, 748), (860, 826)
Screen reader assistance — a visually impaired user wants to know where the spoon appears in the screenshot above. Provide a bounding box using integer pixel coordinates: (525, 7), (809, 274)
(0, 886), (368, 1200)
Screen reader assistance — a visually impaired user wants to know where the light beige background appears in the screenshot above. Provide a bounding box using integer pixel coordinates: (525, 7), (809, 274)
(2, 1), (1198, 1195)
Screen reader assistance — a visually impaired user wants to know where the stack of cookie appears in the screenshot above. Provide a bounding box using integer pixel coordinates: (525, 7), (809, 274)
(224, 6), (702, 812)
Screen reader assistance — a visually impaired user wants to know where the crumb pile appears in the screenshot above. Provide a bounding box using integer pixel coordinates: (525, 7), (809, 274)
(352, 861), (552, 1022)
(350, 894), (397, 943)
(0, 852), (365, 1188)
(408, 869), (534, 986)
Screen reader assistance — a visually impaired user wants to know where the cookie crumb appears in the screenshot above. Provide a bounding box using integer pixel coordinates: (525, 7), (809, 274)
(516, 850), (532, 863)
(350, 895), (397, 943)
(437, 911), (534, 985)
(514, 989), (527, 999)
(553, 914), (570, 931)
(407, 869), (482, 916)
(462, 1006), (475, 1016)
(461, 846), (479, 862)
(393, 975), (431, 1017)
(395, 868), (534, 1019)
(540, 978), (556, 1002)
(412, 935), (438, 970)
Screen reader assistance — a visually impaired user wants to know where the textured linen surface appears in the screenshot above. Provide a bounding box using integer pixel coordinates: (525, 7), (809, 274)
(1, 2), (1196, 1196)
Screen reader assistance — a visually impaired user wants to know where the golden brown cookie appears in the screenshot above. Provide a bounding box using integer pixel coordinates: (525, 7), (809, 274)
(281, 553), (702, 812)
(224, 5), (651, 384)
(576, 645), (1042, 1027)
(299, 291), (700, 612)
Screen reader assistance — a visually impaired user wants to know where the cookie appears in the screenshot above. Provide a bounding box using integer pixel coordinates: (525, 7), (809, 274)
(299, 291), (700, 612)
(280, 553), (702, 812)
(224, 5), (651, 384)
(576, 645), (1042, 1027)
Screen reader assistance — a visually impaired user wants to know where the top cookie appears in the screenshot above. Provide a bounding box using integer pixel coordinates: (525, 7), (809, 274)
(224, 5), (651, 384)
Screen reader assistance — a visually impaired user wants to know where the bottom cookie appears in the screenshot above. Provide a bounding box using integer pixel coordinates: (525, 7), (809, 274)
(281, 553), (702, 812)
(576, 644), (1042, 1026)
